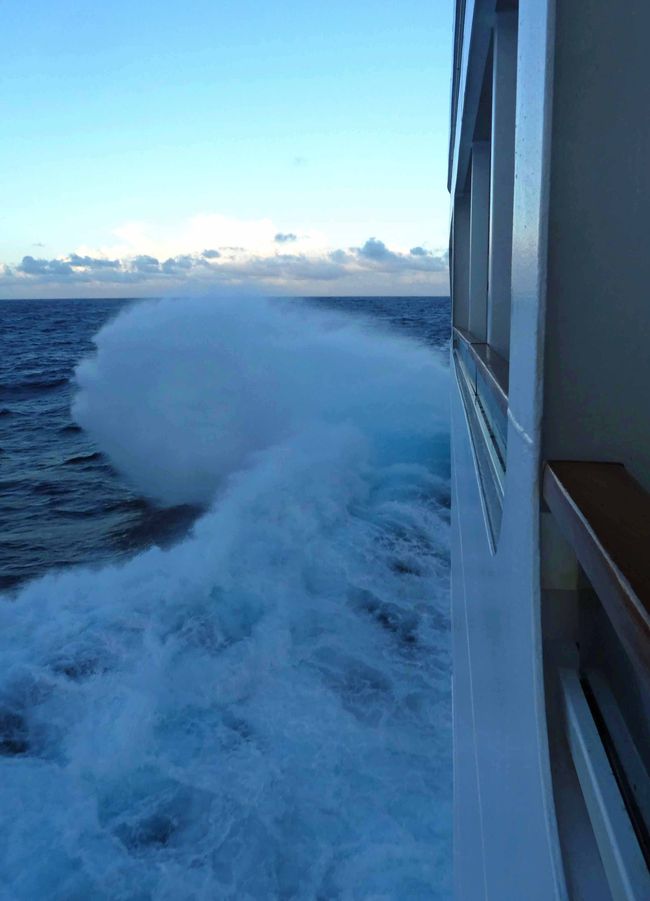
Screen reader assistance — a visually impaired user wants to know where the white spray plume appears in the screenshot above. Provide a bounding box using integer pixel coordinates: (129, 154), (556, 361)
(73, 296), (447, 506)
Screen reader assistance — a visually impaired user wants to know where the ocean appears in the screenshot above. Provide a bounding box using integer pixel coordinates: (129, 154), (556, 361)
(0, 295), (452, 899)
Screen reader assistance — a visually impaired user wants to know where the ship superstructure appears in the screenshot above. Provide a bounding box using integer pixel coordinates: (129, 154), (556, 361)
(448, 1), (650, 897)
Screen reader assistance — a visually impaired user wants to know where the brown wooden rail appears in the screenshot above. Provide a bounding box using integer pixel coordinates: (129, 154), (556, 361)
(452, 326), (509, 413)
(543, 461), (650, 682)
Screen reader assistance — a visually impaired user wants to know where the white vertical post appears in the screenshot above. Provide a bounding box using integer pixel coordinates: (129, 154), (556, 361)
(488, 10), (518, 360)
(469, 141), (490, 341)
(453, 193), (471, 330)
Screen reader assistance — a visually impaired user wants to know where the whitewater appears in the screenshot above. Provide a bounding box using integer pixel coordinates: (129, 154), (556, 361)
(0, 297), (451, 899)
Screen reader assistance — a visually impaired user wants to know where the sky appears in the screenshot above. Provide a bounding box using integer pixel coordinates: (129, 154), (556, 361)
(0, 0), (454, 298)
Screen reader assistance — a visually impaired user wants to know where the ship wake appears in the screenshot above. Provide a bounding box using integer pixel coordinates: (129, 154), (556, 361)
(0, 297), (451, 899)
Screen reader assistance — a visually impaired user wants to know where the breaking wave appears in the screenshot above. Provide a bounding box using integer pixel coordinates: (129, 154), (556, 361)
(0, 296), (451, 899)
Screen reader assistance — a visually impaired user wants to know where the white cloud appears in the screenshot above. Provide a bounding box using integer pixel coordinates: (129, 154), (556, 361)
(1, 214), (449, 298)
(78, 214), (329, 262)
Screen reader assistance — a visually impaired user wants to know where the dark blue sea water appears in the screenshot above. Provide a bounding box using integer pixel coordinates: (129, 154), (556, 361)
(0, 295), (451, 900)
(1, 299), (184, 591)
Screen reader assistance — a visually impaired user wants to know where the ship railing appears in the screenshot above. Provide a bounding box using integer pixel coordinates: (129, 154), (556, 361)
(452, 326), (509, 543)
(543, 461), (650, 896)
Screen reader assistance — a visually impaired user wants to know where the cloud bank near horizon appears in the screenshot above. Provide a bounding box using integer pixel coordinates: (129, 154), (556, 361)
(0, 217), (449, 298)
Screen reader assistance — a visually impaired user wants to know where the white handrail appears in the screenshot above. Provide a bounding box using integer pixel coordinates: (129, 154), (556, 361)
(559, 668), (650, 901)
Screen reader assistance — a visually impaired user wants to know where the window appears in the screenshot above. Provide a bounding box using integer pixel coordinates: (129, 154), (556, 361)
(451, 4), (519, 545)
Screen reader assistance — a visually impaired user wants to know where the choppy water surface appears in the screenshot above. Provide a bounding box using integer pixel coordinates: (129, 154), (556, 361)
(0, 298), (197, 591)
(1, 295), (451, 899)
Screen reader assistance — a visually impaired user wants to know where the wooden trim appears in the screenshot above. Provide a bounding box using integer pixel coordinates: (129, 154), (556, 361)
(452, 326), (509, 413)
(543, 461), (650, 683)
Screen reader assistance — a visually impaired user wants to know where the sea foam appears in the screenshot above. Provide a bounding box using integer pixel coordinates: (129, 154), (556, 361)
(0, 297), (451, 899)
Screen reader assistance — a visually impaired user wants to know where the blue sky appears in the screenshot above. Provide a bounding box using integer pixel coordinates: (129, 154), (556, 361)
(1, 0), (453, 297)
